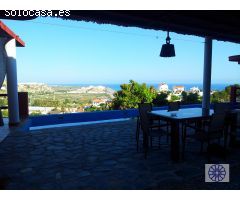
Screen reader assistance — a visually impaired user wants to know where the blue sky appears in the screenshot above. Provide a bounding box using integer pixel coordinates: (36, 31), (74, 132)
(2, 17), (240, 85)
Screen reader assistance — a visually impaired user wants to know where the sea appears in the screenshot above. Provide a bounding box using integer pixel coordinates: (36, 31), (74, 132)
(49, 83), (230, 91)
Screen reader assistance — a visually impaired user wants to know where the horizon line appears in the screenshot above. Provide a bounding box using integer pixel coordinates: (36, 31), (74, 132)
(17, 82), (237, 85)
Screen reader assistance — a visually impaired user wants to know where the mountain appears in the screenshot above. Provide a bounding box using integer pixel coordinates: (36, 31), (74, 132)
(67, 85), (115, 95)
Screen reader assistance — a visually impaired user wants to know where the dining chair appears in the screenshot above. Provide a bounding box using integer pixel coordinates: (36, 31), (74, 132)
(211, 102), (232, 136)
(197, 103), (231, 132)
(213, 102), (232, 114)
(168, 101), (180, 111)
(137, 103), (169, 158)
(136, 103), (169, 152)
(182, 113), (227, 159)
(232, 112), (240, 143)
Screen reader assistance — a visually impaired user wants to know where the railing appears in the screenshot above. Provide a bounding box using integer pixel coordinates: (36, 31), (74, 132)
(0, 94), (8, 125)
(0, 92), (29, 119)
(0, 94), (8, 110)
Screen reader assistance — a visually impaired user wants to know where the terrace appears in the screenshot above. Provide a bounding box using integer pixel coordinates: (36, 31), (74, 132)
(1, 118), (240, 189)
(1, 11), (240, 189)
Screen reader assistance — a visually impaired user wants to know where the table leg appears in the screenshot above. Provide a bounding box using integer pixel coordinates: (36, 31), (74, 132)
(0, 110), (4, 126)
(170, 120), (180, 161)
(229, 112), (238, 147)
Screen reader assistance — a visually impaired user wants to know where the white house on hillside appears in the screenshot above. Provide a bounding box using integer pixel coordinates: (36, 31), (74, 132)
(189, 86), (203, 96)
(158, 83), (169, 92)
(189, 86), (200, 93)
(173, 86), (185, 94)
(92, 98), (109, 107)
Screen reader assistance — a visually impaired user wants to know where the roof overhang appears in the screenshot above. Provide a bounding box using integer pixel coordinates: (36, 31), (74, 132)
(1, 11), (240, 44)
(0, 20), (25, 47)
(61, 11), (240, 44)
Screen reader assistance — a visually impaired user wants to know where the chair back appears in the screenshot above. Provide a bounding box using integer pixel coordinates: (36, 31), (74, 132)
(213, 103), (231, 114)
(209, 113), (226, 133)
(138, 103), (152, 135)
(168, 102), (180, 111)
(236, 112), (240, 127)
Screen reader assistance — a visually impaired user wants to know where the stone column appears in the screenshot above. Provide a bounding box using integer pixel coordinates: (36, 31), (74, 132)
(202, 37), (213, 113)
(0, 38), (7, 88)
(5, 39), (20, 126)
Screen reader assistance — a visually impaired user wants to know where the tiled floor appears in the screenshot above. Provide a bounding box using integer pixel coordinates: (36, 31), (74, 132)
(0, 119), (12, 142)
(0, 119), (240, 189)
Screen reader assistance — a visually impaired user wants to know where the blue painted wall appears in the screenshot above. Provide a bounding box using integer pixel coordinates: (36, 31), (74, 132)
(30, 104), (203, 127)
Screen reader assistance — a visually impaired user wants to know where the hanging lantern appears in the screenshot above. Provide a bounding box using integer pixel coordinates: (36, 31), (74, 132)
(160, 31), (176, 57)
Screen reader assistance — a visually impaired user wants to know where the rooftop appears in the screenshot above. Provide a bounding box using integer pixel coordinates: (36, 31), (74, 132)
(173, 86), (184, 88)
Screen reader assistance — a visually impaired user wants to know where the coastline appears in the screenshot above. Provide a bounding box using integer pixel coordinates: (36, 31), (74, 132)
(48, 83), (230, 91)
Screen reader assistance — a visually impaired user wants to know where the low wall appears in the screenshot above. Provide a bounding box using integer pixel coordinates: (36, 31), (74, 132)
(29, 104), (203, 127)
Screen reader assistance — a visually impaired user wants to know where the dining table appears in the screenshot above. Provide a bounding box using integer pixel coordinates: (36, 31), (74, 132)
(150, 107), (214, 162)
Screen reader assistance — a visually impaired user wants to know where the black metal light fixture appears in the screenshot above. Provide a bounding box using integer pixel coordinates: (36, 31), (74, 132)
(160, 31), (176, 57)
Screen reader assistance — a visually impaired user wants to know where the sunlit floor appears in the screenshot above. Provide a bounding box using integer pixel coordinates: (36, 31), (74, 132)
(0, 119), (240, 189)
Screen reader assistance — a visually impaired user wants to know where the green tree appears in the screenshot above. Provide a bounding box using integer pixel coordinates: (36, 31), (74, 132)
(170, 94), (180, 102)
(210, 84), (240, 103)
(181, 91), (200, 104)
(211, 90), (229, 103)
(30, 111), (42, 116)
(225, 84), (240, 96)
(1, 109), (8, 117)
(64, 99), (71, 104)
(186, 93), (200, 104)
(181, 91), (188, 103)
(0, 99), (7, 106)
(84, 106), (101, 112)
(32, 99), (60, 107)
(152, 92), (169, 106)
(111, 80), (156, 109)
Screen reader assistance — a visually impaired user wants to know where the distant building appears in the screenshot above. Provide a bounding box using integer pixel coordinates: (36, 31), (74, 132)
(68, 108), (78, 113)
(189, 86), (203, 96)
(29, 106), (54, 115)
(48, 110), (61, 115)
(189, 86), (200, 93)
(158, 83), (169, 92)
(92, 98), (108, 107)
(77, 107), (84, 112)
(173, 86), (185, 94)
(0, 86), (6, 91)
